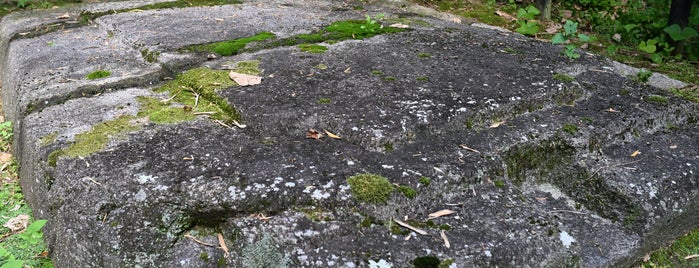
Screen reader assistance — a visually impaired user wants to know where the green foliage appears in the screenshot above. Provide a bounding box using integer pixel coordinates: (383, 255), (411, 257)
(664, 24), (699, 41)
(16, 220), (47, 248)
(241, 234), (290, 268)
(86, 70), (110, 80)
(347, 174), (394, 204)
(561, 124), (579, 135)
(552, 20), (595, 59)
(397, 185), (417, 198)
(640, 229), (699, 267)
(361, 14), (385, 33)
(418, 176), (431, 186)
(0, 122), (12, 142)
(637, 69), (653, 83)
(515, 5), (540, 36)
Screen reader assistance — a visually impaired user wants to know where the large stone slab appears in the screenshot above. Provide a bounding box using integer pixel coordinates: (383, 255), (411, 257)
(1, 0), (697, 267)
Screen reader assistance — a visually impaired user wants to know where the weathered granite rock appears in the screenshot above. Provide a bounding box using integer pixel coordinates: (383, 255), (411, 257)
(1, 0), (697, 267)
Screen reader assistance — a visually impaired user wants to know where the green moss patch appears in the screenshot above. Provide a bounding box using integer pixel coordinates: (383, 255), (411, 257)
(86, 70), (110, 80)
(552, 73), (575, 82)
(40, 132), (58, 146)
(298, 44), (328, 53)
(347, 174), (394, 204)
(645, 95), (669, 105)
(153, 67), (241, 123)
(185, 32), (275, 56)
(137, 97), (196, 124)
(561, 124), (579, 135)
(51, 116), (140, 160)
(397, 185), (417, 198)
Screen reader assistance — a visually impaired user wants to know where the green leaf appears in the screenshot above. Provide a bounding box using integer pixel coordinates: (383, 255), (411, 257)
(0, 260), (24, 268)
(623, 24), (637, 32)
(25, 220), (47, 233)
(551, 33), (566, 44)
(607, 45), (619, 55)
(638, 39), (657, 53)
(578, 34), (591, 43)
(663, 24), (699, 41)
(516, 21), (539, 36)
(516, 5), (540, 20)
(563, 20), (578, 35)
(564, 45), (580, 59)
(650, 53), (663, 64)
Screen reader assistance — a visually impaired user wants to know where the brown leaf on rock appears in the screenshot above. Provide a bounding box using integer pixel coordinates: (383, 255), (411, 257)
(489, 121), (506, 128)
(440, 230), (451, 248)
(393, 219), (428, 235)
(306, 129), (324, 140)
(217, 233), (229, 257)
(323, 129), (342, 139)
(229, 71), (262, 86)
(630, 150), (641, 157)
(642, 253), (650, 262)
(388, 23), (410, 28)
(3, 214), (29, 232)
(428, 209), (455, 219)
(56, 13), (70, 19)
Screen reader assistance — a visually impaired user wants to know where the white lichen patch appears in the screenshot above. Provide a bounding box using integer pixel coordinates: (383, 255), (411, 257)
(134, 189), (148, 202)
(228, 186), (247, 200)
(135, 174), (156, 184)
(559, 230), (576, 248)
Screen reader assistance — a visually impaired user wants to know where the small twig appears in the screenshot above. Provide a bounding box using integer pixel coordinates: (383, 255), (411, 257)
(184, 234), (217, 247)
(84, 177), (103, 187)
(549, 210), (587, 215)
(215, 120), (234, 129)
(193, 112), (216, 115)
(459, 144), (481, 154)
(586, 160), (641, 180)
(393, 219), (428, 235)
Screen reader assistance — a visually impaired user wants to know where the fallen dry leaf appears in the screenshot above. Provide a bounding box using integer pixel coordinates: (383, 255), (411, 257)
(306, 129), (324, 140)
(393, 219), (428, 235)
(440, 230), (451, 248)
(428, 209), (455, 219)
(545, 24), (562, 34)
(630, 150), (641, 157)
(0, 152), (13, 165)
(56, 13), (70, 19)
(606, 108), (619, 113)
(323, 129), (342, 139)
(642, 253), (650, 262)
(489, 121), (506, 128)
(229, 71), (262, 86)
(669, 145), (678, 149)
(685, 254), (699, 260)
(451, 17), (462, 24)
(459, 144), (480, 154)
(495, 10), (516, 21)
(3, 214), (29, 232)
(388, 23), (410, 28)
(217, 233), (229, 257)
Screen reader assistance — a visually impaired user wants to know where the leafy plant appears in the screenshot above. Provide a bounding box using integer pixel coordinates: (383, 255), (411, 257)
(0, 122), (12, 141)
(361, 14), (385, 33)
(515, 5), (540, 36)
(17, 220), (48, 248)
(552, 20), (594, 59)
(664, 24), (699, 42)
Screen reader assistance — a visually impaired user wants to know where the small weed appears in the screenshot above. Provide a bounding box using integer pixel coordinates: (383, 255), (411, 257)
(383, 76), (397, 82)
(552, 20), (595, 59)
(313, 64), (328, 70)
(371, 70), (384, 76)
(417, 52), (432, 58)
(418, 176), (431, 186)
(494, 180), (506, 188)
(637, 69), (653, 83)
(561, 124), (579, 135)
(141, 49), (160, 63)
(515, 5), (541, 36)
(383, 142), (394, 152)
(416, 76), (429, 81)
(397, 185), (417, 199)
(347, 174), (394, 204)
(86, 70), (110, 80)
(317, 98), (332, 104)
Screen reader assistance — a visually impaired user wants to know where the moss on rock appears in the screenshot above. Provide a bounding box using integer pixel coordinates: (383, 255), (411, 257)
(347, 174), (394, 204)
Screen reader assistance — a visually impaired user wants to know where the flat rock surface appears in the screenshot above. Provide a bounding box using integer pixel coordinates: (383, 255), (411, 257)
(1, 0), (697, 267)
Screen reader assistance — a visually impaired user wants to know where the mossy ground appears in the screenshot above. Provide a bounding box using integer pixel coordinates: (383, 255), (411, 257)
(641, 229), (699, 267)
(347, 174), (394, 204)
(185, 32), (275, 56)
